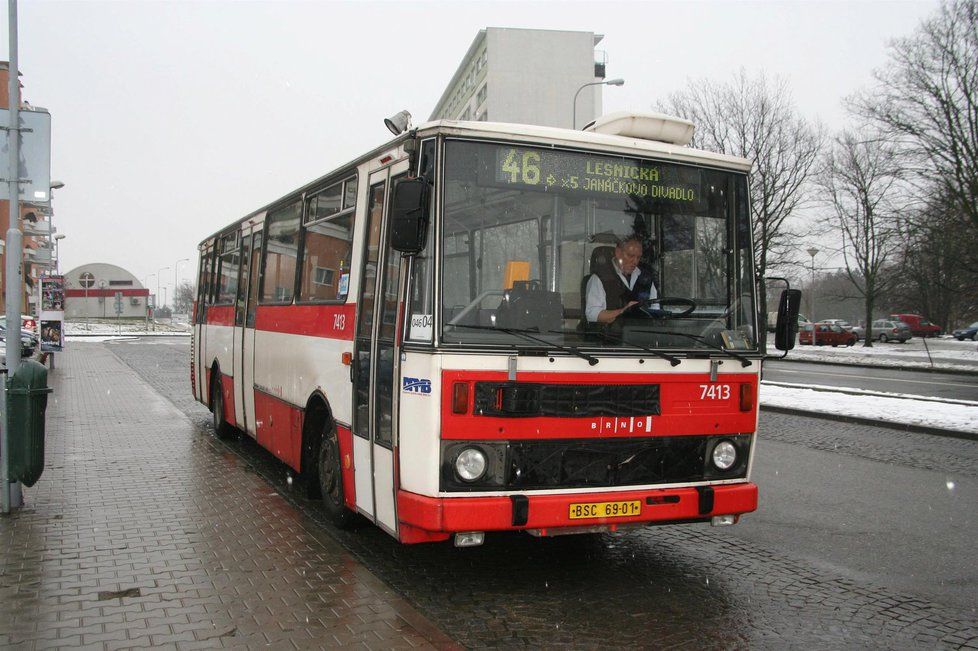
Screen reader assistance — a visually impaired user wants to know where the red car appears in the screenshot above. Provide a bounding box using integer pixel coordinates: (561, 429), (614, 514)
(799, 322), (857, 346)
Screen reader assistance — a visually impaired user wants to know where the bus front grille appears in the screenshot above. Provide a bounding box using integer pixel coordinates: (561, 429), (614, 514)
(473, 382), (660, 418)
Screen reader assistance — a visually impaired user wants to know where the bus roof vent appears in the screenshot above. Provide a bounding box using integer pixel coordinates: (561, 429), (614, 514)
(583, 111), (695, 146)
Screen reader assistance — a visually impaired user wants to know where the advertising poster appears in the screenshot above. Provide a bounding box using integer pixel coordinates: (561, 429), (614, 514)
(39, 275), (65, 352)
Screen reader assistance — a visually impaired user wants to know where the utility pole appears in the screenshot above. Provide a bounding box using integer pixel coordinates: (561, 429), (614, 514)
(2, 0), (23, 513)
(174, 258), (188, 314)
(806, 247), (818, 345)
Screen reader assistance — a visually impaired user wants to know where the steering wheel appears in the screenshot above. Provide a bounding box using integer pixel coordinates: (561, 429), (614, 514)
(624, 296), (697, 318)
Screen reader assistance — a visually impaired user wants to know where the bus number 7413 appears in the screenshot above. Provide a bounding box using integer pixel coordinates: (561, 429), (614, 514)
(700, 384), (731, 400)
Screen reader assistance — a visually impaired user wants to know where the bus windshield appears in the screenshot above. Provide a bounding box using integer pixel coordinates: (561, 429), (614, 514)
(439, 139), (757, 352)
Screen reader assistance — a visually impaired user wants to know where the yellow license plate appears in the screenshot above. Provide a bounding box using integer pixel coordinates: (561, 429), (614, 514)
(568, 500), (642, 520)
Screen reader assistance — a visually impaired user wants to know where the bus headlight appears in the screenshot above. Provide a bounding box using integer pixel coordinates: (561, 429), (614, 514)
(455, 448), (487, 482)
(711, 440), (737, 471)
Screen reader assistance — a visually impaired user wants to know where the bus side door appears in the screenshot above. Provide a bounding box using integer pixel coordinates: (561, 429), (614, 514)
(352, 161), (409, 536)
(231, 227), (253, 430)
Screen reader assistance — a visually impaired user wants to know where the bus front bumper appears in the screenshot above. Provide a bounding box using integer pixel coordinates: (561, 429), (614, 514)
(396, 482), (757, 544)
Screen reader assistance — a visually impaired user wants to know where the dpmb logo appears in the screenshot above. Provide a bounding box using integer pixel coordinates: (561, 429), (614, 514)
(402, 377), (432, 396)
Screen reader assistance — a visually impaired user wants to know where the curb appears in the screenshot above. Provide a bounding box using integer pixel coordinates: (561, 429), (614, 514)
(760, 405), (978, 442)
(771, 356), (978, 377)
(761, 381), (978, 407)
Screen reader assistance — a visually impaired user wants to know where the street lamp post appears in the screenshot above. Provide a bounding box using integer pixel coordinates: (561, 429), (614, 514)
(156, 267), (169, 330)
(53, 234), (65, 273)
(174, 258), (188, 314)
(572, 78), (624, 130)
(806, 247), (818, 344)
(48, 181), (64, 275)
(143, 274), (155, 330)
(156, 267), (169, 311)
(99, 280), (107, 319)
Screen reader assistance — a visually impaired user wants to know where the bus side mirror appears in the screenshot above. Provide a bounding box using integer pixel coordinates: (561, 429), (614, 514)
(774, 289), (802, 351)
(389, 177), (430, 255)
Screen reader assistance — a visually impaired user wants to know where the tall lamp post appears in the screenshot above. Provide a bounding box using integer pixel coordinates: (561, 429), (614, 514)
(572, 78), (624, 130)
(48, 180), (64, 274)
(806, 247), (818, 344)
(174, 258), (188, 314)
(143, 274), (154, 329)
(156, 267), (169, 312)
(53, 234), (65, 273)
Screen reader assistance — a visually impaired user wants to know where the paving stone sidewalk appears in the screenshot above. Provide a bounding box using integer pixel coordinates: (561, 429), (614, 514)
(0, 346), (457, 650)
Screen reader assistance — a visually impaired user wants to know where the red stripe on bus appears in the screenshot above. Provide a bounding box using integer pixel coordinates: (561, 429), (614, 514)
(253, 389), (303, 470)
(205, 305), (235, 326)
(65, 288), (150, 297)
(440, 370), (758, 440)
(255, 304), (356, 340)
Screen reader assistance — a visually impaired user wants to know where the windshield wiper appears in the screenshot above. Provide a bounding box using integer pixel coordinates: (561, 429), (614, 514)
(446, 324), (599, 366)
(581, 329), (682, 367)
(631, 329), (753, 367)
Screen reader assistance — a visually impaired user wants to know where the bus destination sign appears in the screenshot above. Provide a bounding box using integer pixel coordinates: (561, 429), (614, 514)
(494, 146), (700, 202)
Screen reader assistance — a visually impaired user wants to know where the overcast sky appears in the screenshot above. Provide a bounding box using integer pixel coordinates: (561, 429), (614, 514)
(3, 0), (938, 302)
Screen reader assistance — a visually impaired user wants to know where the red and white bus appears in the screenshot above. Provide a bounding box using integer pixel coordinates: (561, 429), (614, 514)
(192, 111), (800, 546)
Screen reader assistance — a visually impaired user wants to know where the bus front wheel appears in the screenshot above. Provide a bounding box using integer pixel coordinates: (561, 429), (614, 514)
(318, 425), (355, 529)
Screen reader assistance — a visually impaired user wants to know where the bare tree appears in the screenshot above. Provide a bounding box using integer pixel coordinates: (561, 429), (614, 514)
(885, 194), (978, 329)
(659, 70), (823, 317)
(849, 0), (978, 228)
(174, 280), (196, 315)
(819, 131), (904, 346)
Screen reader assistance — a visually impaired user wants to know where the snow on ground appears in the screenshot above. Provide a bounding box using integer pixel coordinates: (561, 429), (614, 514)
(760, 382), (978, 434)
(65, 319), (191, 337)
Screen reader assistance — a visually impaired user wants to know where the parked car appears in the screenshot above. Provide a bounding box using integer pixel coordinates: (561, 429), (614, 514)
(799, 322), (857, 347)
(871, 319), (912, 343)
(952, 321), (978, 341)
(0, 317), (38, 357)
(0, 330), (36, 357)
(888, 313), (940, 337)
(821, 319), (854, 331)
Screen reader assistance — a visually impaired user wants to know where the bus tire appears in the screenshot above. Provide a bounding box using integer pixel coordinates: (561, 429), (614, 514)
(210, 371), (234, 439)
(318, 423), (354, 529)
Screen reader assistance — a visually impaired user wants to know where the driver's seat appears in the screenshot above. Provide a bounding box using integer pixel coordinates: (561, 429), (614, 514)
(579, 246), (615, 330)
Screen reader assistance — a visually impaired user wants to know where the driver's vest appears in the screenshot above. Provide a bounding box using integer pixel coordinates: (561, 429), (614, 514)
(594, 265), (655, 311)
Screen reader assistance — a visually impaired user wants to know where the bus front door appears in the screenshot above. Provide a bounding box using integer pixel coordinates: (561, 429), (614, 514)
(352, 163), (408, 536)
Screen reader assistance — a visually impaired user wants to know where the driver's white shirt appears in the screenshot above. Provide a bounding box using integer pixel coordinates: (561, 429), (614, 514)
(584, 264), (657, 323)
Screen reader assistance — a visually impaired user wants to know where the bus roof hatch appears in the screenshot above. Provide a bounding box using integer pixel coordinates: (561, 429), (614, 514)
(583, 111), (695, 146)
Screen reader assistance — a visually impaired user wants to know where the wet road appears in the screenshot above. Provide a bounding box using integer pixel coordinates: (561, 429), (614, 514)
(107, 337), (978, 648)
(764, 360), (978, 401)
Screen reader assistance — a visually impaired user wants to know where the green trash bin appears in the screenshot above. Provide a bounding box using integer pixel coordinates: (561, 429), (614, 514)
(8, 359), (53, 487)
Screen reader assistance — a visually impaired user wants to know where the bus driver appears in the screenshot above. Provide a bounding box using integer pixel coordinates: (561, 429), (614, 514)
(585, 235), (658, 324)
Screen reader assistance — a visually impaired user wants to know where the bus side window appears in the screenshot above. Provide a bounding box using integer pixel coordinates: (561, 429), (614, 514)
(298, 175), (356, 303)
(216, 232), (240, 305)
(261, 200), (302, 304)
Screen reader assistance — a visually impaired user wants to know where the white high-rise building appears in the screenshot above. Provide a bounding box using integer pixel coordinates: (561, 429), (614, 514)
(429, 27), (610, 129)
